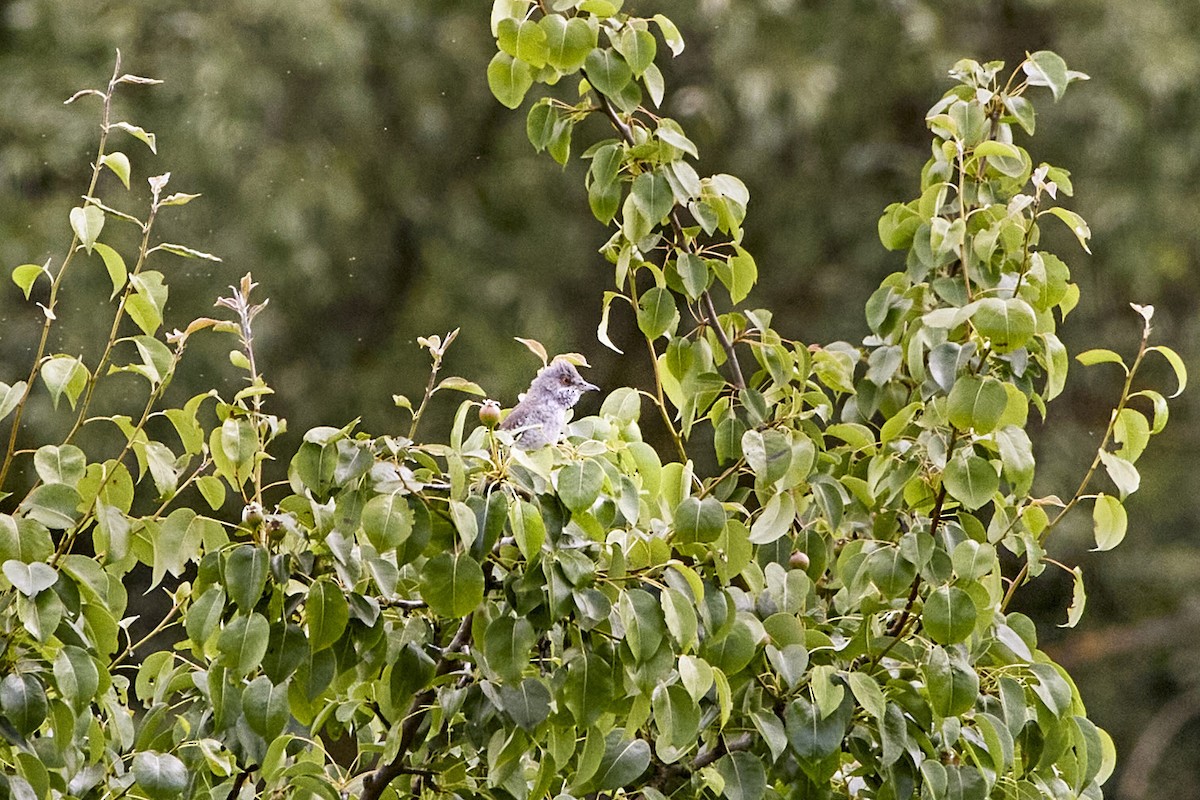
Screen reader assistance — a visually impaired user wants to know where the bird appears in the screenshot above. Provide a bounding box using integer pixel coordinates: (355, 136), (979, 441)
(499, 359), (599, 448)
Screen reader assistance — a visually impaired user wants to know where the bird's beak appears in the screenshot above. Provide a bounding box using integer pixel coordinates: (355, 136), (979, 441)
(582, 380), (599, 393)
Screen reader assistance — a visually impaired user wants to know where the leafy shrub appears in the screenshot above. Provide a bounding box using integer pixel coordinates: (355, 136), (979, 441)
(0, 8), (1186, 800)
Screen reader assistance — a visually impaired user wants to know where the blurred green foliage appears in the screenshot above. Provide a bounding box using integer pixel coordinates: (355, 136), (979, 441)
(1, 0), (1196, 796)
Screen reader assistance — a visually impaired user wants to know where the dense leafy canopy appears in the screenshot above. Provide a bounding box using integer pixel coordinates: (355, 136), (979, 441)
(0, 4), (1192, 800)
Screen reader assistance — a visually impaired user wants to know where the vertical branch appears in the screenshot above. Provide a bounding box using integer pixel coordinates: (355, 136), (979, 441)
(597, 95), (747, 393)
(361, 613), (474, 800)
(0, 54), (125, 489)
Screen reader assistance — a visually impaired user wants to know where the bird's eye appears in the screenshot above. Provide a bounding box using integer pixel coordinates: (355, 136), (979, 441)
(560, 375), (572, 385)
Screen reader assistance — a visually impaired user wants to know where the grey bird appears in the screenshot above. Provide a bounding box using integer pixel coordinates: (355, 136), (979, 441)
(499, 359), (599, 448)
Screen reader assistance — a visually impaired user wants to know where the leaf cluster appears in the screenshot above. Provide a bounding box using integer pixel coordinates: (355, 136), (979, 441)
(0, 11), (1188, 800)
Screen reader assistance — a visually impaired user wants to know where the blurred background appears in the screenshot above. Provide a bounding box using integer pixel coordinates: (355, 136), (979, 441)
(0, 0), (1196, 794)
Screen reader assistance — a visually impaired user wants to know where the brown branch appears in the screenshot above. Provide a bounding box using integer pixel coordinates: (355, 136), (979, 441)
(693, 732), (754, 769)
(701, 286), (746, 390)
(651, 732), (755, 792)
(361, 613), (474, 800)
(868, 484), (950, 669)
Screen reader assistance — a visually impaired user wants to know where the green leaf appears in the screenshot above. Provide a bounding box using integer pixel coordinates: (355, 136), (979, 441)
(69, 205), (105, 253)
(186, 586), (225, 648)
(951, 540), (997, 581)
(749, 491), (795, 545)
(674, 496), (725, 544)
(1062, 566), (1087, 628)
(526, 101), (557, 152)
(662, 587), (698, 651)
(390, 642), (436, 707)
(53, 645), (100, 711)
(973, 297), (1036, 353)
(765, 643), (808, 691)
(1023, 50), (1071, 100)
(702, 618), (758, 675)
(1113, 408), (1150, 463)
(1098, 450), (1140, 498)
(942, 452), (998, 511)
(785, 695), (850, 759)
(485, 616), (536, 681)
(361, 491), (413, 551)
(497, 17), (548, 69)
(1091, 493), (1127, 551)
(676, 252), (708, 300)
(1, 674), (48, 735)
(589, 173), (623, 225)
(112, 121), (158, 152)
(40, 355), (88, 410)
(217, 612), (270, 677)
(197, 475), (226, 510)
(1042, 206), (1091, 253)
(1042, 332), (1069, 401)
(307, 577), (349, 650)
(584, 48), (632, 97)
(509, 499), (546, 559)
(153, 242), (222, 261)
(637, 287), (678, 339)
(847, 672), (886, 721)
(11, 263), (48, 299)
(1146, 345), (1187, 398)
(18, 483), (83, 529)
(500, 677), (551, 731)
(127, 270), (169, 334)
(420, 551), (484, 618)
(1075, 348), (1125, 369)
(923, 585), (978, 644)
(2, 560), (57, 596)
(132, 752), (188, 799)
(652, 682), (700, 749)
(558, 460), (605, 513)
(728, 246), (757, 304)
(540, 15), (594, 72)
(117, 334), (174, 389)
(100, 151), (132, 189)
(619, 588), (665, 662)
(631, 171), (674, 224)
(33, 444), (86, 486)
(243, 675), (291, 740)
(866, 546), (917, 598)
(973, 140), (1021, 161)
(593, 730), (651, 791)
(923, 645), (979, 717)
(615, 27), (656, 76)
(1003, 94), (1036, 135)
(652, 14), (685, 56)
(487, 52), (534, 109)
(947, 375), (1007, 434)
(0, 381), (27, 422)
(224, 545), (269, 612)
(562, 652), (613, 727)
(716, 751), (767, 800)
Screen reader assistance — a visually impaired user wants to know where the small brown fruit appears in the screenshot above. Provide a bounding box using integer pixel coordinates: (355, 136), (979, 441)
(789, 550), (811, 570)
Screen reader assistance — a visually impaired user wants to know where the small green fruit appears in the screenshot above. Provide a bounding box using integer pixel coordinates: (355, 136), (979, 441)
(479, 399), (502, 428)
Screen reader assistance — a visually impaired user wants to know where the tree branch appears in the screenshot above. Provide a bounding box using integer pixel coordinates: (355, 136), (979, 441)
(361, 613), (474, 800)
(596, 94), (746, 392)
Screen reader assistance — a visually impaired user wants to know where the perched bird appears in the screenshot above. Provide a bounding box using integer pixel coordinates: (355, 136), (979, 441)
(500, 359), (599, 448)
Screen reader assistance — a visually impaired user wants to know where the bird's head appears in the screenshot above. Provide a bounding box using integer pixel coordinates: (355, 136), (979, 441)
(528, 358), (599, 409)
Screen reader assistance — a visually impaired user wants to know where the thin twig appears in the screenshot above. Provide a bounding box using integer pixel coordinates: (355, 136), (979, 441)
(0, 54), (124, 489)
(1001, 324), (1150, 612)
(596, 94), (747, 392)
